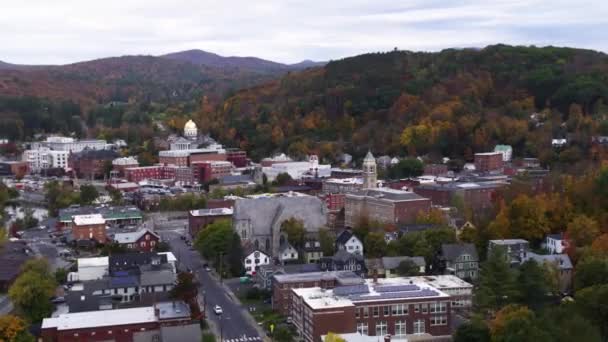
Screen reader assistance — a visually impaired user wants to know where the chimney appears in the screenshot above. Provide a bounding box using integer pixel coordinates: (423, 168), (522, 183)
(384, 335), (391, 342)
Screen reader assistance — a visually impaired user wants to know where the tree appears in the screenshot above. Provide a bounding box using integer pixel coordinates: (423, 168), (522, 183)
(474, 248), (518, 314)
(324, 332), (346, 342)
(453, 318), (490, 342)
(272, 325), (294, 342)
(273, 172), (293, 187)
(415, 208), (447, 225)
(591, 234), (608, 256)
(489, 305), (550, 342)
(574, 257), (608, 291)
(0, 315), (35, 342)
(281, 218), (306, 249)
(364, 232), (386, 258)
(79, 184), (99, 205)
(516, 260), (550, 311)
(54, 268), (68, 285)
(108, 187), (123, 205)
(318, 228), (336, 257)
(396, 259), (421, 276)
(508, 194), (549, 245)
(567, 214), (600, 248)
(170, 272), (198, 303)
(8, 259), (57, 322)
(541, 305), (601, 342)
(387, 158), (424, 179)
(195, 219), (243, 276)
(227, 231), (245, 277)
(576, 285), (608, 340)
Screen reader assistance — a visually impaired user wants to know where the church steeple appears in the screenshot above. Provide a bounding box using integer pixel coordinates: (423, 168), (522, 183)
(362, 150), (377, 189)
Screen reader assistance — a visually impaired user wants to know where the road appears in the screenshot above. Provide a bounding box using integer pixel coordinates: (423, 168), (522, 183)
(160, 228), (263, 342)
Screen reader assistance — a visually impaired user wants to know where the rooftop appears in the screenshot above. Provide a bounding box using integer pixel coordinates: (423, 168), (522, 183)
(59, 205), (143, 223)
(349, 188), (429, 202)
(490, 239), (529, 245)
(77, 256), (109, 268)
(273, 270), (363, 285)
(324, 177), (363, 185)
(42, 306), (156, 330)
(155, 301), (191, 320)
(475, 152), (503, 156)
(189, 208), (233, 217)
(245, 192), (310, 199)
(73, 214), (105, 226)
(113, 229), (159, 244)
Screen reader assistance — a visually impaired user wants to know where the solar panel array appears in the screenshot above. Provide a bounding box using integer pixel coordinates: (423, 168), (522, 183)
(374, 284), (420, 293)
(333, 284), (370, 296)
(351, 289), (440, 301)
(110, 275), (138, 288)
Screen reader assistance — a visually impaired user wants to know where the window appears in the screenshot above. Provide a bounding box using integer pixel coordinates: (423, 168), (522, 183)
(363, 306), (369, 318)
(357, 323), (368, 335)
(421, 304), (428, 313)
(372, 306), (379, 317)
(413, 319), (425, 334)
(375, 321), (387, 336)
(414, 304), (420, 313)
(430, 316), (448, 326)
(391, 304), (407, 316)
(395, 320), (406, 336)
(245, 259), (252, 264)
(383, 306), (390, 316)
(429, 302), (447, 313)
(355, 308), (360, 319)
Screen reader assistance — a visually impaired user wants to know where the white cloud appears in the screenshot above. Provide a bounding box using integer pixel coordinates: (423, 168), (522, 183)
(1, 0), (607, 64)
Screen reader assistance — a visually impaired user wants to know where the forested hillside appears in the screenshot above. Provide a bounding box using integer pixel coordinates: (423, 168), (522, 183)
(202, 45), (608, 164)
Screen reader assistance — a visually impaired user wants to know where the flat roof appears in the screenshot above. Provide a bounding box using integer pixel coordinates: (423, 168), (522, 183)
(73, 214), (105, 226)
(273, 270), (362, 284)
(475, 152), (502, 156)
(77, 256), (109, 268)
(490, 239), (529, 245)
(42, 306), (156, 330)
(189, 208), (233, 217)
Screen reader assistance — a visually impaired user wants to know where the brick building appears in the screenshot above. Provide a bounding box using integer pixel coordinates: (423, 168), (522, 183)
(423, 164), (448, 176)
(188, 208), (233, 237)
(272, 271), (363, 316)
(113, 228), (161, 252)
(0, 161), (29, 177)
(111, 157), (139, 177)
(344, 189), (431, 228)
(40, 301), (196, 342)
(322, 178), (364, 194)
(158, 150), (190, 167)
(191, 161), (232, 183)
(291, 277), (453, 342)
(474, 152), (504, 173)
(69, 149), (119, 179)
(226, 148), (248, 167)
(413, 182), (504, 214)
(72, 214), (107, 243)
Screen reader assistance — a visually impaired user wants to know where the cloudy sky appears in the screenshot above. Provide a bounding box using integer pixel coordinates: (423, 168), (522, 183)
(2, 0), (608, 65)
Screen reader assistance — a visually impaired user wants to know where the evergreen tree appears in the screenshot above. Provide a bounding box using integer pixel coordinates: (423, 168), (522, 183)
(474, 248), (518, 315)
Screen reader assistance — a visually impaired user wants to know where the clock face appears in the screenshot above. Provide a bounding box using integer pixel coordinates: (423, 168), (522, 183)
(254, 251), (260, 258)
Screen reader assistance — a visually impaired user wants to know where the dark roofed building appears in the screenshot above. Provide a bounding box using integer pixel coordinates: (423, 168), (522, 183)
(319, 250), (366, 276)
(109, 252), (168, 274)
(0, 241), (31, 291)
(441, 243), (479, 280)
(69, 148), (119, 179)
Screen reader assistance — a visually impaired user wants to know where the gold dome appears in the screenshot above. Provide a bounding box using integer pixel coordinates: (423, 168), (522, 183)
(184, 119), (197, 130)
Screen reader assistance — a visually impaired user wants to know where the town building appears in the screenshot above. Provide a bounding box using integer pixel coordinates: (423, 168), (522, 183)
(243, 246), (271, 276)
(41, 301), (196, 342)
(473, 152), (504, 173)
(233, 192), (327, 257)
(0, 161), (29, 177)
(188, 208), (233, 237)
(272, 271), (363, 315)
(31, 136), (107, 152)
(58, 206), (143, 230)
(423, 164), (448, 177)
(262, 155), (331, 181)
(72, 214), (107, 243)
(302, 239), (324, 264)
(493, 145), (513, 162)
(0, 241), (31, 291)
(124, 165), (176, 183)
(544, 233), (568, 254)
(523, 252), (573, 293)
(111, 156), (139, 177)
(440, 243), (479, 280)
(69, 149), (120, 179)
(192, 160), (232, 183)
(226, 148), (248, 167)
(290, 277), (453, 342)
(362, 152), (377, 189)
(344, 188), (431, 228)
(70, 256), (109, 282)
(331, 168), (363, 179)
(113, 228), (160, 252)
(319, 250), (366, 276)
(336, 230), (364, 256)
(364, 257), (426, 279)
(413, 181), (504, 214)
(208, 175), (257, 192)
(278, 242), (299, 263)
(256, 263), (321, 291)
(322, 177), (364, 194)
(488, 239), (530, 265)
(22, 147), (69, 172)
(184, 119), (198, 138)
(261, 153), (293, 167)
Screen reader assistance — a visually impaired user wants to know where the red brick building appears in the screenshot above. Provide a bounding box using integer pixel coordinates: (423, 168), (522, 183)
(344, 189), (431, 228)
(41, 301), (196, 342)
(111, 157), (139, 177)
(113, 229), (160, 252)
(272, 271), (363, 316)
(72, 214), (107, 243)
(188, 208), (233, 237)
(192, 161), (232, 183)
(423, 164), (448, 176)
(189, 151), (227, 164)
(158, 150), (190, 167)
(413, 182), (504, 214)
(226, 148), (248, 167)
(474, 152), (504, 173)
(69, 150), (119, 179)
(124, 166), (176, 183)
(291, 278), (453, 342)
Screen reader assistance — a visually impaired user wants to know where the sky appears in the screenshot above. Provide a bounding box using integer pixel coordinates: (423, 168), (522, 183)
(2, 0), (608, 65)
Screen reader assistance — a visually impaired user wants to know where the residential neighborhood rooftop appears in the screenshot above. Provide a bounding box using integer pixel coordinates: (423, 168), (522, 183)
(189, 208), (233, 216)
(42, 306), (156, 330)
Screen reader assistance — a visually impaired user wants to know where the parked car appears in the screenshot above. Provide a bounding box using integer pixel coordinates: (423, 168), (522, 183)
(214, 305), (223, 315)
(51, 296), (66, 304)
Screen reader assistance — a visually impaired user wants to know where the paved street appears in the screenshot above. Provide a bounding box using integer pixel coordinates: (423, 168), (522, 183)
(160, 228), (264, 342)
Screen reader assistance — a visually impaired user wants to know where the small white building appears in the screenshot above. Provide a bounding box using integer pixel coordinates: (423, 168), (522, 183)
(244, 248), (270, 276)
(336, 230), (363, 256)
(278, 242), (299, 263)
(494, 145), (513, 162)
(22, 147), (70, 172)
(544, 233), (568, 254)
(552, 138), (567, 147)
(68, 256), (109, 282)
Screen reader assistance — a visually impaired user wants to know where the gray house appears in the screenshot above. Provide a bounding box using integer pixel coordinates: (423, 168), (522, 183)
(488, 239), (530, 266)
(441, 243), (479, 280)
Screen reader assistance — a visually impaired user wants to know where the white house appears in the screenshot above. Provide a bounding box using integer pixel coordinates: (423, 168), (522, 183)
(552, 138), (568, 147)
(544, 233), (568, 254)
(243, 248), (271, 276)
(278, 242), (299, 263)
(336, 230), (363, 256)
